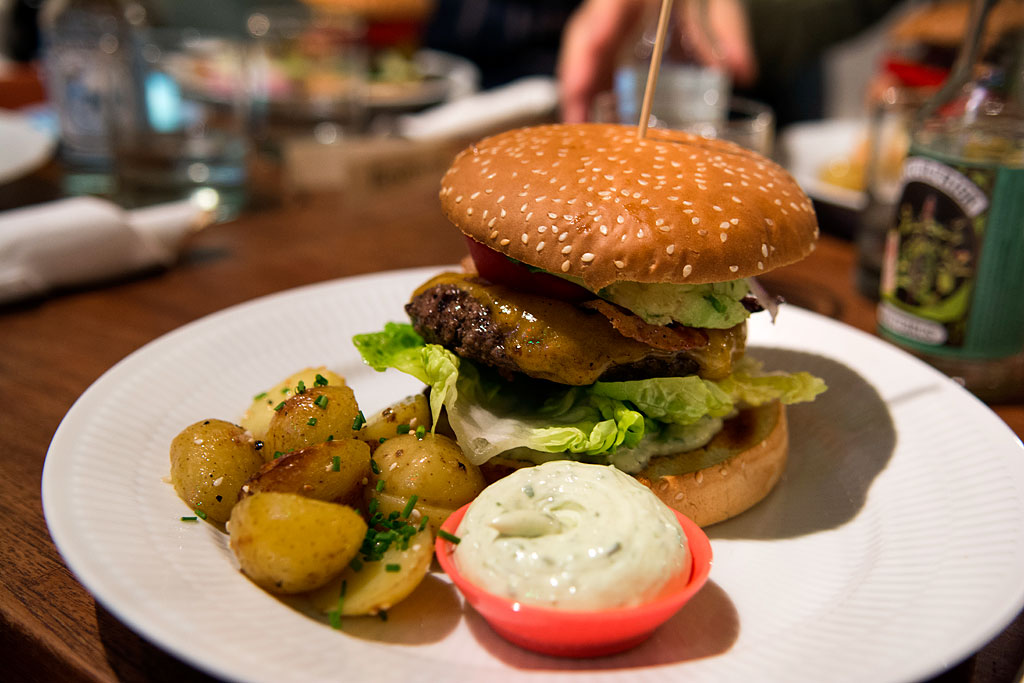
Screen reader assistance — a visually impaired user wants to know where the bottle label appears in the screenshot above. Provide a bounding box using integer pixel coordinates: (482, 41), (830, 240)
(879, 153), (1024, 359)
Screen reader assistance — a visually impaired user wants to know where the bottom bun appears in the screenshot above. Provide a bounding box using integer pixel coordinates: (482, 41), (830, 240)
(480, 401), (787, 528)
(635, 401), (787, 527)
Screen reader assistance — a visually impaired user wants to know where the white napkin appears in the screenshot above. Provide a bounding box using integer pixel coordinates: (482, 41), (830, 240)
(395, 76), (560, 141)
(0, 196), (212, 304)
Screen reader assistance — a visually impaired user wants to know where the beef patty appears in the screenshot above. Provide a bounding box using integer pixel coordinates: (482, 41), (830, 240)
(405, 272), (745, 385)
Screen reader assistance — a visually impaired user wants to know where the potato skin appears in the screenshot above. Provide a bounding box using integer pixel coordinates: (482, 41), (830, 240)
(169, 419), (263, 523)
(240, 368), (346, 441)
(240, 439), (370, 505)
(228, 493), (367, 594)
(264, 385), (361, 459)
(359, 394), (431, 453)
(369, 433), (484, 531)
(308, 527), (433, 616)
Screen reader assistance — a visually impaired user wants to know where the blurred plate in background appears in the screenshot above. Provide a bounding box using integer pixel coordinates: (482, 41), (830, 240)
(0, 109), (56, 185)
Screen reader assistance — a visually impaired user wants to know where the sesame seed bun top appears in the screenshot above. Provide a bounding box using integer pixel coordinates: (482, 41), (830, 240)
(439, 123), (819, 290)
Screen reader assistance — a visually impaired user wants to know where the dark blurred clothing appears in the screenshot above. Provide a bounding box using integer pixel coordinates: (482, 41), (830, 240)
(424, 0), (581, 90)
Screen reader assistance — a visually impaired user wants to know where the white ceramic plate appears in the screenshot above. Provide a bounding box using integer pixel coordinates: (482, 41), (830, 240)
(781, 118), (868, 211)
(0, 109), (56, 185)
(43, 267), (1024, 683)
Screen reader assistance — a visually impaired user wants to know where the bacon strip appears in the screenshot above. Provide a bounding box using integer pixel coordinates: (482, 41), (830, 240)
(582, 299), (709, 351)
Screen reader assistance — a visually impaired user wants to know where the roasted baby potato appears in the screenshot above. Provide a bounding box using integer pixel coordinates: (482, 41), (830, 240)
(263, 385), (361, 460)
(240, 438), (370, 506)
(307, 526), (433, 616)
(369, 433), (484, 532)
(169, 418), (263, 523)
(240, 367), (346, 441)
(228, 492), (367, 594)
(359, 394), (431, 452)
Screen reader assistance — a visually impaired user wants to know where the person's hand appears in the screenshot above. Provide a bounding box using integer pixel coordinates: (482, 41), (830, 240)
(557, 0), (758, 123)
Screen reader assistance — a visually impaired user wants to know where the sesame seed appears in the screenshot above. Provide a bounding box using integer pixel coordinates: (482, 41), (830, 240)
(500, 238), (510, 246)
(455, 195), (463, 203)
(616, 215), (625, 224)
(561, 245), (572, 254)
(729, 265), (739, 272)
(761, 243), (769, 257)
(614, 260), (625, 269)
(521, 233), (529, 244)
(467, 208), (473, 216)
(489, 230), (499, 239)
(487, 217), (497, 227)
(682, 264), (693, 277)
(470, 191), (480, 199)
(719, 221), (730, 229)
(581, 252), (595, 263)
(757, 261), (764, 270)
(548, 212), (557, 219)
(536, 241), (545, 251)
(666, 245), (675, 255)
(720, 233), (728, 242)
(691, 217), (700, 225)
(561, 260), (571, 272)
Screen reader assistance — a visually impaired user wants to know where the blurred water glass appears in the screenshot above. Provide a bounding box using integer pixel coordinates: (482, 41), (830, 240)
(107, 28), (250, 220)
(246, 6), (368, 153)
(605, 64), (775, 157)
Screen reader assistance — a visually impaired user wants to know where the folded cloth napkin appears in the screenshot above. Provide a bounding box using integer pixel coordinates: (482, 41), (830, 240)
(0, 196), (212, 304)
(395, 76), (559, 141)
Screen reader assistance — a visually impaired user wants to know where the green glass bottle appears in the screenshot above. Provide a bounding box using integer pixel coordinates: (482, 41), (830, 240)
(878, 0), (1024, 403)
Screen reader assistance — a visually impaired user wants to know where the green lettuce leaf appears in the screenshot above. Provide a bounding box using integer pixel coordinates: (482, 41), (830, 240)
(353, 323), (826, 466)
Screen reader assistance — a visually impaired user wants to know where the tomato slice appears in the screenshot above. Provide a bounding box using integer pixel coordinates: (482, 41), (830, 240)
(465, 237), (592, 302)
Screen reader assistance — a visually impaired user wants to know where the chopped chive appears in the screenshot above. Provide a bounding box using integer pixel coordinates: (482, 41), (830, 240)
(396, 423), (410, 434)
(253, 391), (268, 400)
(378, 610), (388, 622)
(385, 564), (401, 573)
(378, 437), (387, 444)
(437, 529), (460, 544)
(401, 494), (418, 519)
(703, 294), (727, 314)
(349, 557), (363, 572)
(314, 394), (329, 409)
(352, 411), (366, 430)
(332, 456), (341, 472)
(368, 498), (378, 516)
(307, 417), (318, 426)
(415, 425), (426, 440)
(376, 480), (385, 492)
(193, 509), (208, 520)
(370, 459), (380, 475)
(273, 401), (286, 411)
(326, 434), (334, 441)
(328, 609), (342, 629)
(273, 451), (284, 459)
(180, 516), (198, 521)
(315, 373), (329, 386)
(296, 380), (306, 394)
(418, 516), (430, 532)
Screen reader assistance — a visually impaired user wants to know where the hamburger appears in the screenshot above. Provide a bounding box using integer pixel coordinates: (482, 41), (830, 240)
(355, 123), (826, 527)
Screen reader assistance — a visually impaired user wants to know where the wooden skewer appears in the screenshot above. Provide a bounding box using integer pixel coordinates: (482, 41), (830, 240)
(637, 0), (675, 138)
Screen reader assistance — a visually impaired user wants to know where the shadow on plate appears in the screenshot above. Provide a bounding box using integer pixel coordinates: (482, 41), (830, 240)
(465, 579), (738, 671)
(282, 571), (462, 646)
(710, 348), (896, 540)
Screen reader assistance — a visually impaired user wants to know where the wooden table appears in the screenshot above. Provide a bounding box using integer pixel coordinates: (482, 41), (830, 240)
(0, 164), (1021, 682)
